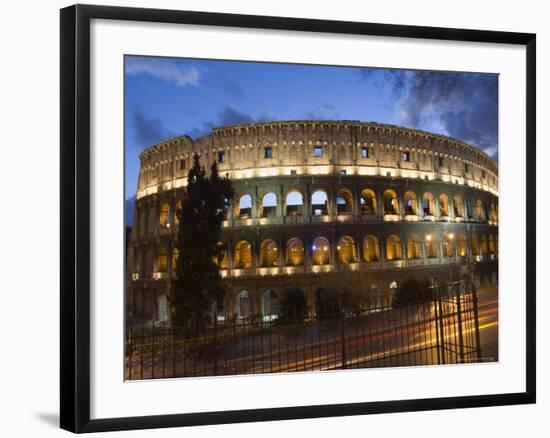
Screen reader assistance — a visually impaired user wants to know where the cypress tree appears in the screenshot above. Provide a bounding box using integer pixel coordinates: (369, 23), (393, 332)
(170, 154), (233, 336)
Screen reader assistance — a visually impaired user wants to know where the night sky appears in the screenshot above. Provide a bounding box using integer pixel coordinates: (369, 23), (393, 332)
(125, 55), (498, 201)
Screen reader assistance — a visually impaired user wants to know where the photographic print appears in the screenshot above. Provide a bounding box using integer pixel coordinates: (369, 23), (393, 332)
(124, 56), (499, 380)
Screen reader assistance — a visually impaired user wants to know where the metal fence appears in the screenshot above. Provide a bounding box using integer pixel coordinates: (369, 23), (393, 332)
(125, 280), (482, 380)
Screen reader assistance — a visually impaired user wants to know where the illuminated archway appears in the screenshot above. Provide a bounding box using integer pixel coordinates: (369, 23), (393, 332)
(172, 247), (179, 271)
(312, 237), (330, 265)
(259, 239), (279, 267)
(404, 191), (417, 215)
(363, 235), (380, 262)
(476, 199), (485, 220)
(458, 234), (468, 257)
(481, 234), (488, 255)
(439, 194), (450, 217)
(453, 195), (464, 218)
(174, 200), (182, 225)
(407, 235), (421, 259)
(444, 233), (455, 257)
(234, 240), (252, 269)
(423, 192), (435, 216)
(425, 234), (439, 258)
(336, 189), (353, 214)
(471, 234), (480, 256)
(337, 236), (357, 264)
(360, 188), (377, 215)
(286, 238), (304, 266)
(383, 190), (399, 215)
(159, 202), (170, 227)
(386, 235), (402, 260)
(214, 242), (228, 269)
(156, 245), (168, 272)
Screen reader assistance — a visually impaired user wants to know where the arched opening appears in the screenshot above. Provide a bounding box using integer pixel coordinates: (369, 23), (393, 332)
(476, 199), (485, 220)
(360, 188), (377, 215)
(336, 189), (353, 214)
(337, 236), (357, 264)
(172, 247), (179, 271)
(261, 192), (277, 217)
(174, 200), (182, 225)
(261, 290), (280, 320)
(311, 190), (328, 216)
(238, 194), (253, 219)
(156, 245), (168, 272)
(490, 202), (498, 222)
(214, 242), (228, 269)
(259, 239), (279, 267)
(489, 234), (495, 255)
(159, 202), (170, 227)
(281, 288), (307, 320)
(234, 240), (252, 269)
(285, 190), (303, 216)
(235, 290), (251, 319)
(423, 192), (435, 216)
(315, 288), (340, 318)
(383, 190), (399, 215)
(439, 194), (449, 217)
(458, 234), (468, 256)
(453, 195), (464, 217)
(471, 234), (480, 256)
(425, 234), (439, 258)
(312, 237), (330, 265)
(157, 294), (169, 321)
(363, 235), (380, 262)
(286, 238), (304, 266)
(444, 233), (455, 257)
(386, 234), (402, 261)
(407, 235), (421, 259)
(481, 234), (488, 255)
(404, 191), (417, 215)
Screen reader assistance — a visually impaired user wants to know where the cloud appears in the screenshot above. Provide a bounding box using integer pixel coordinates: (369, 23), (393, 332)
(358, 69), (499, 159)
(218, 106), (254, 125)
(222, 80), (245, 100)
(125, 57), (200, 86)
(131, 105), (175, 148)
(188, 106), (276, 139)
(305, 103), (341, 120)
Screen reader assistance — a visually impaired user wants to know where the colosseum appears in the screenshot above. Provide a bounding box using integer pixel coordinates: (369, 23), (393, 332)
(126, 120), (499, 323)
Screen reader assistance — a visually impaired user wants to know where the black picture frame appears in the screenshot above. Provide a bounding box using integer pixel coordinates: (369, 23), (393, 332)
(60, 4), (536, 433)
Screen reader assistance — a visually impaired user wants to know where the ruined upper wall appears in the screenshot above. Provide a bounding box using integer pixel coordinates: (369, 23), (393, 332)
(136, 120), (499, 199)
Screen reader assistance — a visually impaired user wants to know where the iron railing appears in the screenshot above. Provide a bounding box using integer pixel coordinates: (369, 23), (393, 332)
(125, 280), (484, 380)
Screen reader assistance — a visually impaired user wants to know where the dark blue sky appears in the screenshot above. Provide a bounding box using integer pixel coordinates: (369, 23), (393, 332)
(125, 56), (498, 200)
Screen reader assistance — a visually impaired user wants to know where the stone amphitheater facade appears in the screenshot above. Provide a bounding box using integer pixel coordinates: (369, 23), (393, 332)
(126, 120), (498, 322)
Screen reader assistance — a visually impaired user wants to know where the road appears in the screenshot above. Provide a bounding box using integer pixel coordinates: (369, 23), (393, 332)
(125, 288), (498, 380)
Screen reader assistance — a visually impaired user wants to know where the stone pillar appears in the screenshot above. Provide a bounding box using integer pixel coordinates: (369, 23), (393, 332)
(304, 184), (311, 217)
(353, 184), (361, 218)
(227, 241), (234, 271)
(330, 230), (337, 268)
(253, 186), (259, 218)
(278, 185), (284, 217)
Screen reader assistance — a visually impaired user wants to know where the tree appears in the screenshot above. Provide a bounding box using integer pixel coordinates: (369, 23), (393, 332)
(170, 154), (233, 336)
(392, 278), (434, 307)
